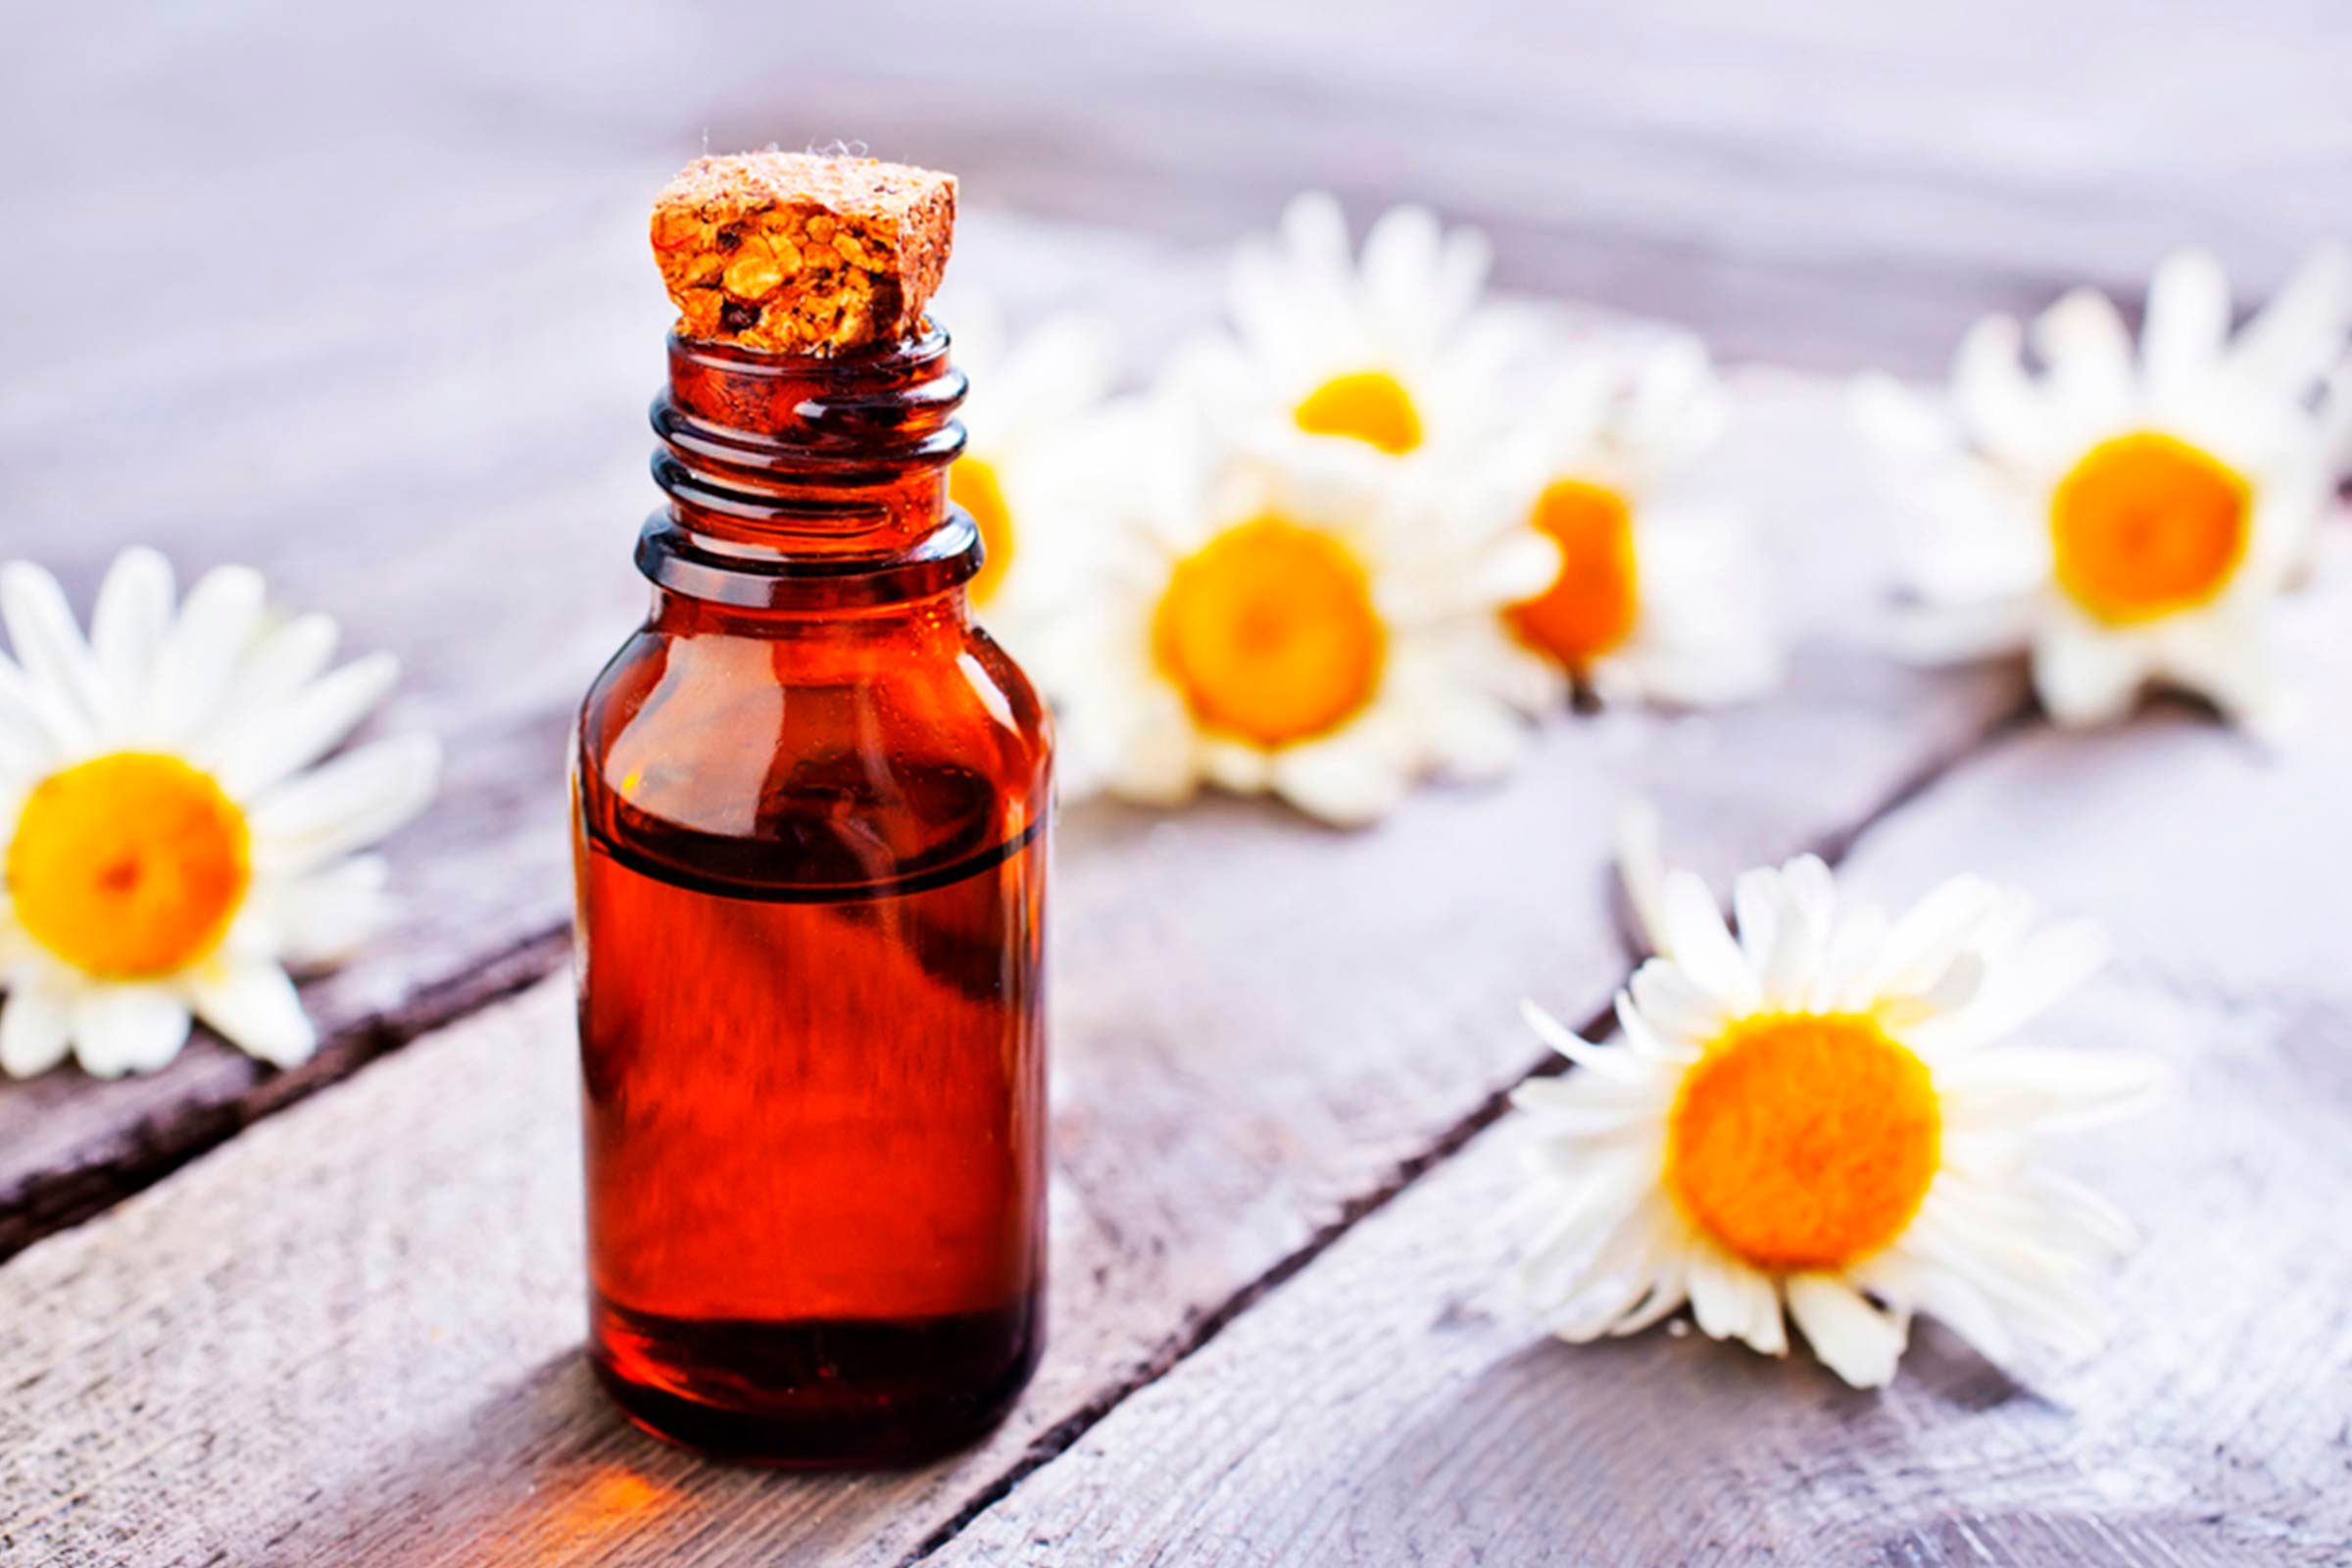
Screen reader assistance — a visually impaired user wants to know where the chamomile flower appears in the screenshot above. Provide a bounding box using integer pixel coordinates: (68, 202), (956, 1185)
(1476, 337), (1781, 710)
(0, 549), (438, 1078)
(1038, 399), (1556, 826)
(1507, 806), (2161, 1389)
(1184, 192), (1520, 474)
(939, 288), (1118, 654)
(1858, 245), (2352, 733)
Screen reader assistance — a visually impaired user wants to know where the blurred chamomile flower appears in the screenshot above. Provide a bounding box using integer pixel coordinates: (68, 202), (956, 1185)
(938, 287), (1119, 656)
(1857, 245), (2352, 734)
(0, 549), (437, 1078)
(1473, 337), (1782, 710)
(1505, 805), (2161, 1389)
(1034, 395), (1555, 827)
(1182, 192), (1523, 477)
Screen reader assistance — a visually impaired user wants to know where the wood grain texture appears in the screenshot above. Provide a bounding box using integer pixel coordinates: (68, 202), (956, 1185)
(0, 367), (2023, 1565)
(926, 548), (2352, 1568)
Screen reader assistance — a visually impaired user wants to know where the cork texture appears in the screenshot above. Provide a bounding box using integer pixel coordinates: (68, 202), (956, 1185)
(650, 152), (957, 355)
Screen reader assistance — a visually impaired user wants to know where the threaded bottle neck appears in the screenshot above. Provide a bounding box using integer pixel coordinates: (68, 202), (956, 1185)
(642, 323), (981, 610)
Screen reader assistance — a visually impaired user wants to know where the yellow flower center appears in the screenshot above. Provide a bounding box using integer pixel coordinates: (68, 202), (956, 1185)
(7, 753), (251, 979)
(951, 453), (1015, 608)
(1666, 1012), (1940, 1272)
(1152, 515), (1387, 747)
(1506, 478), (1642, 667)
(2049, 431), (2250, 626)
(1294, 370), (1424, 455)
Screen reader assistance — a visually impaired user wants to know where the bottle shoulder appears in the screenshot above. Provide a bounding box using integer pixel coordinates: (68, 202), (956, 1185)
(576, 619), (1050, 892)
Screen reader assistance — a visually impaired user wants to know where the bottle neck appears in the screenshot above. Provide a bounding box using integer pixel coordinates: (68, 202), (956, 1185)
(640, 325), (979, 612)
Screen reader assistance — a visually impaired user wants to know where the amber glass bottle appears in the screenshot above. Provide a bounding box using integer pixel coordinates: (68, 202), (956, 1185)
(571, 310), (1052, 1464)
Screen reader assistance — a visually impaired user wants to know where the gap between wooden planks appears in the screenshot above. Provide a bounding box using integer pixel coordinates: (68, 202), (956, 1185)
(0, 364), (2032, 1565)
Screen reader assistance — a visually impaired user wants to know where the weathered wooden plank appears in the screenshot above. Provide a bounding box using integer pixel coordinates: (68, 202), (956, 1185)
(0, 365), (2019, 1564)
(925, 544), (2352, 1568)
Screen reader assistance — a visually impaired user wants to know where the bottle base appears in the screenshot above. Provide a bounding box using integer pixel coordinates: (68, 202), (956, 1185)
(587, 1296), (1041, 1467)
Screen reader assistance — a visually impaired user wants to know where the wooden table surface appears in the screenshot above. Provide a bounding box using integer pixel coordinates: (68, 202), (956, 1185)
(2, 4), (2349, 1564)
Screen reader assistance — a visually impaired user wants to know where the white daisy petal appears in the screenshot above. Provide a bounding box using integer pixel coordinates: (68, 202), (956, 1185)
(1731, 866), (1781, 972)
(1757, 870), (1829, 1009)
(1517, 1154), (1652, 1298)
(1951, 315), (2054, 466)
(248, 734), (440, 873)
(1, 562), (104, 745)
(1658, 870), (1760, 1011)
(1935, 1046), (2166, 1132)
(2031, 287), (2133, 418)
(0, 985), (74, 1078)
(2152, 610), (2282, 734)
(0, 653), (69, 776)
(1688, 1248), (1788, 1356)
(1279, 191), (1351, 281)
(1786, 1273), (1908, 1390)
(1605, 1260), (1691, 1339)
(2226, 240), (2352, 393)
(1613, 798), (1670, 958)
(1687, 1244), (1788, 1355)
(1887, 597), (2038, 666)
(1430, 222), (1495, 336)
(1545, 1200), (1680, 1342)
(1915, 917), (2109, 1052)
(73, 985), (193, 1078)
(263, 855), (394, 971)
(188, 959), (318, 1068)
(87, 547), (174, 737)
(1268, 737), (1408, 828)
(1197, 737), (1272, 795)
(2015, 1169), (2139, 1254)
(212, 612), (340, 727)
(1613, 988), (1700, 1065)
(2033, 622), (2146, 728)
(1851, 372), (1956, 458)
(2141, 248), (2230, 399)
(1360, 206), (1446, 334)
(145, 564), (268, 746)
(1521, 999), (1642, 1083)
(1778, 854), (1837, 933)
(1094, 685), (1204, 808)
(1685, 1246), (1747, 1342)
(1421, 689), (1525, 782)
(1510, 1078), (1663, 1137)
(209, 653), (401, 800)
(1627, 958), (1728, 1045)
(1811, 904), (1890, 1013)
(1856, 1248), (2016, 1366)
(1873, 874), (1999, 996)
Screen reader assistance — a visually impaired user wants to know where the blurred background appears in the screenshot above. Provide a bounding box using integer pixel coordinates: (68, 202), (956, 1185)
(8, 0), (2348, 378)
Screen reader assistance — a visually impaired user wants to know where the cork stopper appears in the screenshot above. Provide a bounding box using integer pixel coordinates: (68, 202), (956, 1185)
(650, 152), (957, 356)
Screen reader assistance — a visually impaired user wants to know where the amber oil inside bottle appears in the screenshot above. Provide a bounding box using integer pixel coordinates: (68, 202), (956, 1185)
(572, 325), (1051, 1465)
